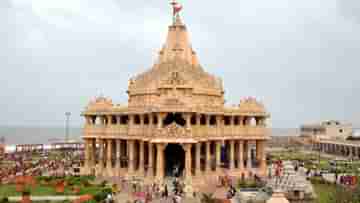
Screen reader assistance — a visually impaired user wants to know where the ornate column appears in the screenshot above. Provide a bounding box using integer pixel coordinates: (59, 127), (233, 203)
(156, 144), (164, 179)
(84, 139), (90, 173)
(116, 116), (121, 125)
(107, 115), (112, 126)
(206, 141), (211, 172)
(196, 142), (201, 176)
(256, 140), (261, 164)
(139, 141), (145, 175)
(185, 113), (191, 129)
(238, 140), (244, 170)
(258, 140), (266, 174)
(129, 115), (134, 127)
(99, 139), (104, 172)
(128, 140), (134, 174)
(91, 139), (96, 167)
(216, 141), (221, 172)
(106, 139), (112, 175)
(230, 140), (235, 170)
(157, 113), (164, 129)
(246, 141), (252, 169)
(185, 144), (192, 179)
(148, 142), (154, 176)
(116, 139), (121, 173)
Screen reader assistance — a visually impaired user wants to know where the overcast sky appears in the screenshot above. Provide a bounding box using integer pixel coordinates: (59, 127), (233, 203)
(0, 0), (359, 128)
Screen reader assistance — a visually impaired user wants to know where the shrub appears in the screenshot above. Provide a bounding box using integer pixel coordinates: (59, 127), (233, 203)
(0, 197), (9, 203)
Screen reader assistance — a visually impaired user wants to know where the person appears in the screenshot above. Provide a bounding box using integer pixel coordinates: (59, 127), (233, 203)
(105, 193), (113, 203)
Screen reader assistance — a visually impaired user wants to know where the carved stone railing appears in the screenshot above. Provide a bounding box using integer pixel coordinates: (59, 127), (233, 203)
(83, 124), (269, 139)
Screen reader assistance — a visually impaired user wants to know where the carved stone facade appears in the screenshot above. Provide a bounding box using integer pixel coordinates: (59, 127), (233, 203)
(82, 15), (270, 183)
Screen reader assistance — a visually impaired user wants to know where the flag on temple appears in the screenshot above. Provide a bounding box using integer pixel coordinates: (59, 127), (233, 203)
(173, 3), (182, 15)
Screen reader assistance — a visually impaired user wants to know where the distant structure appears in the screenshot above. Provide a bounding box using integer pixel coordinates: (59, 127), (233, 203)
(300, 120), (352, 141)
(81, 1), (270, 184)
(300, 120), (360, 158)
(0, 137), (5, 160)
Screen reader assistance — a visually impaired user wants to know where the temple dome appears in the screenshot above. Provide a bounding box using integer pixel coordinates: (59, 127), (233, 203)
(86, 96), (113, 111)
(238, 97), (267, 114)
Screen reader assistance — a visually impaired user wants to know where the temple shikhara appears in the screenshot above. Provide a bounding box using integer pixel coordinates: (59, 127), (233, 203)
(81, 3), (270, 184)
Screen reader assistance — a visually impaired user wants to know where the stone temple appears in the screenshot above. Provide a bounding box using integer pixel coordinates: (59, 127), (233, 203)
(81, 9), (270, 184)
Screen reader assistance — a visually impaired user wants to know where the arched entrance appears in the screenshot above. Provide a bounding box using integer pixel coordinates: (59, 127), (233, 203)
(164, 144), (185, 177)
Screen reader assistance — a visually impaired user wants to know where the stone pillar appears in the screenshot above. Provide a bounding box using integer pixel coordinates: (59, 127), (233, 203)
(185, 144), (192, 179)
(185, 113), (191, 129)
(99, 139), (104, 172)
(107, 139), (112, 175)
(196, 142), (201, 176)
(238, 140), (244, 170)
(128, 140), (134, 174)
(116, 116), (121, 125)
(156, 144), (164, 179)
(139, 141), (145, 175)
(157, 113), (163, 129)
(148, 143), (154, 176)
(91, 139), (96, 167)
(107, 115), (112, 126)
(256, 140), (261, 164)
(258, 141), (266, 174)
(230, 140), (235, 170)
(245, 141), (252, 169)
(349, 146), (353, 158)
(84, 139), (90, 173)
(116, 139), (121, 172)
(216, 141), (221, 172)
(206, 141), (211, 172)
(129, 115), (134, 127)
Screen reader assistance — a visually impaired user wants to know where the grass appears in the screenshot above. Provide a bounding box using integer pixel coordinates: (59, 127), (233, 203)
(0, 176), (103, 197)
(312, 182), (338, 203)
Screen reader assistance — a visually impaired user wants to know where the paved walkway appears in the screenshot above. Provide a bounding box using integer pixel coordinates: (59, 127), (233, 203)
(8, 196), (79, 202)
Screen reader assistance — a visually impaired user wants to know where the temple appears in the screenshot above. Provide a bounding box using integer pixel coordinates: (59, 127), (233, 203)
(81, 9), (270, 184)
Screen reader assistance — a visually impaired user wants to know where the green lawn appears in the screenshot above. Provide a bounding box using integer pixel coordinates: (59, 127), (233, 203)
(312, 182), (338, 203)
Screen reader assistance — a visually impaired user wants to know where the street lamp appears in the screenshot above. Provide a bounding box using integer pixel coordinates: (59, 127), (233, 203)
(65, 112), (71, 143)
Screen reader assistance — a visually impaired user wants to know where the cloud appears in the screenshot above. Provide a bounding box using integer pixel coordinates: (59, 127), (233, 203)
(338, 0), (360, 23)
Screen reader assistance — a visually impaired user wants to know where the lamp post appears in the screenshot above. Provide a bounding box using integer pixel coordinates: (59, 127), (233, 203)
(65, 112), (71, 143)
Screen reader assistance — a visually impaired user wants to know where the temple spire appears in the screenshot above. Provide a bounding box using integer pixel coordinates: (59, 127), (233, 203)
(156, 0), (199, 66)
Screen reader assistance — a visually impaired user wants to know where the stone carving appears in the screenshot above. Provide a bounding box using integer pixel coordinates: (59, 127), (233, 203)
(158, 123), (191, 138)
(163, 71), (186, 86)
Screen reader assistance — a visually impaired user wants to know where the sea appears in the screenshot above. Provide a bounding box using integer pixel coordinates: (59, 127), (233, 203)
(0, 126), (299, 152)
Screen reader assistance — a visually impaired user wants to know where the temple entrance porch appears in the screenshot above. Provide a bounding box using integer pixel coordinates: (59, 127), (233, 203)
(164, 144), (185, 177)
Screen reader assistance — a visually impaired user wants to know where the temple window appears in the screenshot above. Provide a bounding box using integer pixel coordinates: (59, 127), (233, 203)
(121, 116), (129, 125)
(200, 115), (206, 126)
(234, 116), (239, 125)
(190, 115), (196, 125)
(134, 115), (141, 125)
(144, 115), (149, 125)
(224, 116), (231, 126)
(91, 116), (96, 125)
(153, 115), (158, 125)
(210, 115), (217, 126)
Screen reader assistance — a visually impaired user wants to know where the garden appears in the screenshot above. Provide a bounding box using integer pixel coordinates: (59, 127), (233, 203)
(0, 176), (113, 202)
